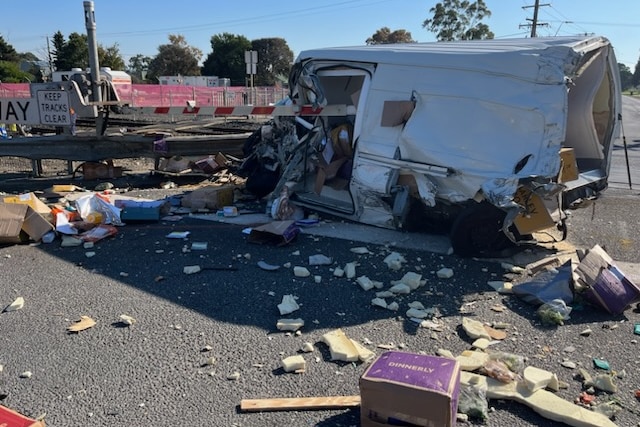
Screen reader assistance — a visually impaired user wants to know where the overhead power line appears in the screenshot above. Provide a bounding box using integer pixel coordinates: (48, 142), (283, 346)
(520, 0), (550, 37)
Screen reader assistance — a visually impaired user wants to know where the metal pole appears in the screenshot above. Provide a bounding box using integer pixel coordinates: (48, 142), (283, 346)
(83, 1), (101, 103)
(83, 1), (104, 135)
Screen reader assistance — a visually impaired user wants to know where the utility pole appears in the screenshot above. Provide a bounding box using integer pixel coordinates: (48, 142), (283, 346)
(521, 0), (549, 37)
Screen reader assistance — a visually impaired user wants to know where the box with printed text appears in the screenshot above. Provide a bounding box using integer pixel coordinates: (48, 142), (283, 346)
(360, 351), (460, 427)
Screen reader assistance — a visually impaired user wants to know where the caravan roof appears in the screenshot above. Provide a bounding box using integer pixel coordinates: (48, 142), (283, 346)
(296, 36), (613, 82)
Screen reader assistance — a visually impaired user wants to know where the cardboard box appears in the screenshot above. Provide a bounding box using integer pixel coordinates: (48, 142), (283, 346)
(559, 147), (579, 182)
(3, 192), (52, 217)
(247, 220), (300, 246)
(80, 161), (123, 180)
(0, 404), (45, 427)
(574, 245), (640, 314)
(512, 186), (555, 235)
(181, 186), (234, 211)
(0, 203), (54, 244)
(360, 351), (460, 427)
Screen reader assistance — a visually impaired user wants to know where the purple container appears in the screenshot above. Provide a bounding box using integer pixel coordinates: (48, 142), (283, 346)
(585, 266), (640, 314)
(360, 351), (460, 427)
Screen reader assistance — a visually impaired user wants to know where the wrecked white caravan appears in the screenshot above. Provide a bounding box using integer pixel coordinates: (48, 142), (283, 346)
(241, 36), (621, 256)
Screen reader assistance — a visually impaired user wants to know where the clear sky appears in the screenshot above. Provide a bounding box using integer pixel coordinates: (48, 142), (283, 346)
(3, 0), (639, 69)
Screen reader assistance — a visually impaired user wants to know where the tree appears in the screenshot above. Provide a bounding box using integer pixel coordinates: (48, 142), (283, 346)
(632, 57), (640, 88)
(127, 54), (152, 83)
(251, 38), (293, 86)
(99, 43), (125, 70)
(423, 0), (494, 41)
(619, 63), (633, 91)
(52, 32), (88, 71)
(0, 36), (19, 63)
(147, 34), (202, 82)
(51, 31), (125, 72)
(201, 33), (252, 86)
(366, 27), (416, 45)
(0, 61), (34, 83)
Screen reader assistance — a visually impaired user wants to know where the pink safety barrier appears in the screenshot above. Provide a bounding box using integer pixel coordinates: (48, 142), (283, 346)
(0, 83), (288, 108)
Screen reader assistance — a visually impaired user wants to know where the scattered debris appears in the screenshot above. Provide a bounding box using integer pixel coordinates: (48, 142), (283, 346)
(460, 371), (618, 427)
(350, 247), (372, 255)
(293, 266), (311, 278)
(276, 318), (304, 332)
(183, 265), (201, 275)
(3, 296), (24, 313)
(257, 260), (280, 271)
(436, 267), (454, 279)
(308, 254), (332, 266)
(277, 295), (299, 315)
(118, 314), (136, 326)
(462, 317), (491, 340)
(281, 355), (306, 373)
(321, 329), (373, 362)
(67, 316), (96, 333)
(383, 252), (406, 271)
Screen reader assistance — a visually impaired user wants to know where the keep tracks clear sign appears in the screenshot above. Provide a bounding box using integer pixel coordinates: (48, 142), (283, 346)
(37, 90), (71, 125)
(0, 90), (70, 125)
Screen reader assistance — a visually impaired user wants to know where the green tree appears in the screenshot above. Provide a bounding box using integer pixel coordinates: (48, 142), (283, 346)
(99, 43), (125, 70)
(0, 61), (34, 83)
(619, 63), (633, 91)
(52, 32), (88, 70)
(0, 36), (20, 62)
(127, 54), (152, 83)
(366, 27), (416, 45)
(251, 38), (293, 86)
(632, 57), (640, 88)
(147, 34), (202, 82)
(51, 31), (125, 72)
(201, 33), (252, 86)
(422, 0), (494, 41)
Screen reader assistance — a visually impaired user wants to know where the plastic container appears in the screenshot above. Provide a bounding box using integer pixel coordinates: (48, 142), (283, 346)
(86, 212), (104, 224)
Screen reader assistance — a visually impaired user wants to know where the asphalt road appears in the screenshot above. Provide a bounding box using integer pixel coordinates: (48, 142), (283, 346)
(1, 99), (640, 427)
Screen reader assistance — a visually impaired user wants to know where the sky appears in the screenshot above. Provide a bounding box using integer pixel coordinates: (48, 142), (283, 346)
(3, 0), (640, 69)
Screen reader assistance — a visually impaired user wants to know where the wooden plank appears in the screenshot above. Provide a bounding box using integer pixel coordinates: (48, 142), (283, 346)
(240, 395), (361, 412)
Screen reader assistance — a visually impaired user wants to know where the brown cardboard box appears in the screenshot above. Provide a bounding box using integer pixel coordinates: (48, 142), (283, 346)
(0, 203), (54, 244)
(180, 186), (234, 211)
(80, 161), (123, 180)
(3, 192), (52, 217)
(559, 147), (579, 182)
(512, 186), (555, 235)
(360, 351), (460, 427)
(247, 220), (300, 246)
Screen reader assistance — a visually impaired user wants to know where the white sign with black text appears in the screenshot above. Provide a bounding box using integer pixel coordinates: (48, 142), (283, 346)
(37, 90), (71, 125)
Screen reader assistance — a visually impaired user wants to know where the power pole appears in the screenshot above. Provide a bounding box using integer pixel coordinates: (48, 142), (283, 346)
(521, 0), (549, 37)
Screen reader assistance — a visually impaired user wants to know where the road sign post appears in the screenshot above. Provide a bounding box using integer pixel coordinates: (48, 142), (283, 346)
(245, 50), (258, 105)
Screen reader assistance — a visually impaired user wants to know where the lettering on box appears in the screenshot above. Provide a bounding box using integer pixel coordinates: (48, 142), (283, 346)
(37, 90), (70, 125)
(513, 186), (555, 234)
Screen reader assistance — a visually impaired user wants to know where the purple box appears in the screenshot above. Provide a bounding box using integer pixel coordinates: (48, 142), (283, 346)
(360, 351), (460, 427)
(584, 266), (640, 314)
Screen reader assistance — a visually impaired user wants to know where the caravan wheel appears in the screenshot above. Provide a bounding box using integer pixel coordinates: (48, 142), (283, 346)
(450, 203), (515, 257)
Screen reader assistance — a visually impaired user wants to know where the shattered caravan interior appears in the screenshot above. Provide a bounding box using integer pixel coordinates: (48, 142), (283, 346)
(240, 37), (621, 257)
